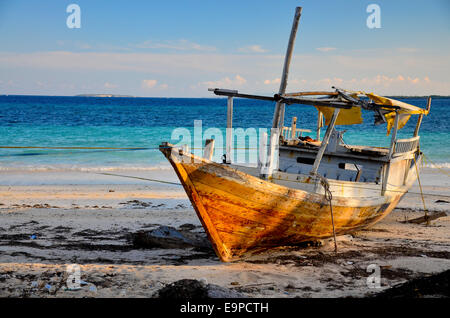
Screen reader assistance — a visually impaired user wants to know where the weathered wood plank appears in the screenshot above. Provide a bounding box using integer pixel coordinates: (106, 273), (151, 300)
(160, 146), (233, 261)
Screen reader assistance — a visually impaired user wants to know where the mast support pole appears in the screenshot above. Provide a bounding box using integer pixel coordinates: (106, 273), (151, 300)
(226, 96), (233, 164)
(413, 96), (431, 137)
(382, 110), (400, 195)
(310, 108), (340, 176)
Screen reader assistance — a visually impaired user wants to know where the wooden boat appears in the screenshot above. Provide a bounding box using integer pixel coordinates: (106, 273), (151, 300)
(159, 7), (432, 262)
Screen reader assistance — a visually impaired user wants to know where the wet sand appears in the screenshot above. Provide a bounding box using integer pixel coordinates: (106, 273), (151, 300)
(0, 168), (449, 298)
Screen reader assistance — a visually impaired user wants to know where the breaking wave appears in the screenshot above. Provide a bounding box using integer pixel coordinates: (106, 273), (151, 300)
(423, 162), (450, 169)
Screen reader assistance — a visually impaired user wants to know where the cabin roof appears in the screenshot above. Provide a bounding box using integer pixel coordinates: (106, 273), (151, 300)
(209, 87), (431, 134)
(209, 87), (429, 115)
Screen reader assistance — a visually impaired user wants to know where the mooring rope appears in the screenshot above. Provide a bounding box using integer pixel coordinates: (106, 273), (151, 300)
(422, 153), (450, 178)
(314, 173), (338, 253)
(413, 155), (430, 225)
(94, 172), (182, 186)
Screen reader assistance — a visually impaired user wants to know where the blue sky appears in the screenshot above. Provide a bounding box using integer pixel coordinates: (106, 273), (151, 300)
(0, 0), (449, 96)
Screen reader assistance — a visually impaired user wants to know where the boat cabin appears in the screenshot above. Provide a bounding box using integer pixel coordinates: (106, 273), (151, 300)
(209, 87), (431, 197)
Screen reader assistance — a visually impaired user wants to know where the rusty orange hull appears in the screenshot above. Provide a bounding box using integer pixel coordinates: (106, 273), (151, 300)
(160, 145), (405, 262)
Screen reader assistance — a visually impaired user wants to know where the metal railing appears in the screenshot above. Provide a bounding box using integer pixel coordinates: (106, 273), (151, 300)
(281, 127), (312, 140)
(393, 136), (420, 156)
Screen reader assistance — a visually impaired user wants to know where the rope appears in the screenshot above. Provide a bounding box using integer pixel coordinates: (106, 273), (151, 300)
(422, 153), (450, 178)
(413, 155), (429, 225)
(314, 173), (338, 253)
(94, 172), (182, 186)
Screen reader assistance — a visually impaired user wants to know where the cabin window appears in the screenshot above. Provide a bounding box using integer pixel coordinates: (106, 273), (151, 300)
(297, 157), (315, 165)
(338, 163), (362, 171)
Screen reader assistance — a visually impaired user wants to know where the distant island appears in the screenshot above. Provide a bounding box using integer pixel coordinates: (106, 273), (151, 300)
(75, 94), (134, 98)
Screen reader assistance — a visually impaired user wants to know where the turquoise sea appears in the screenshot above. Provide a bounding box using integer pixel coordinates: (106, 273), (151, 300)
(0, 95), (448, 171)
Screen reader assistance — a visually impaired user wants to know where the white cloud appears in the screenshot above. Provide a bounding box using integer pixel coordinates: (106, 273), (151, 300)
(141, 79), (168, 90)
(316, 47), (337, 52)
(200, 75), (247, 88)
(135, 39), (216, 52)
(0, 51), (260, 74)
(141, 79), (158, 89)
(263, 78), (280, 85)
(238, 45), (267, 53)
(104, 82), (118, 89)
(287, 75), (445, 95)
(77, 43), (92, 50)
(0, 49), (448, 96)
(396, 47), (419, 53)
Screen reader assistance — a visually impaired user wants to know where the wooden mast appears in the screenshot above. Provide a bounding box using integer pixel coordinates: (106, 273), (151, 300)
(271, 6), (302, 129)
(264, 6), (302, 179)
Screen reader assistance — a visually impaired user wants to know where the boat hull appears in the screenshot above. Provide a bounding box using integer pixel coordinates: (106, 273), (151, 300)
(160, 145), (408, 262)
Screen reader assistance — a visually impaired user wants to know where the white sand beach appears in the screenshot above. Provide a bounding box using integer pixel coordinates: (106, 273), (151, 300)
(0, 167), (449, 298)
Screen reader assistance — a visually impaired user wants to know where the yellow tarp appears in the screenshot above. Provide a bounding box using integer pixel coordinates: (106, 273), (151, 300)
(366, 93), (429, 135)
(315, 106), (363, 126)
(366, 93), (429, 114)
(311, 90), (428, 135)
(384, 112), (411, 135)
